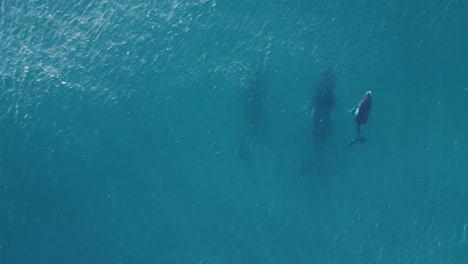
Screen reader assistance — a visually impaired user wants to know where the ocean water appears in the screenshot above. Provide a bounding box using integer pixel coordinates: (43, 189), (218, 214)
(1, 0), (468, 263)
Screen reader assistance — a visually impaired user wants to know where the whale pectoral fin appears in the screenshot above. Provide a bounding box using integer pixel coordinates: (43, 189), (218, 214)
(348, 107), (356, 115)
(347, 136), (367, 146)
(347, 138), (357, 146)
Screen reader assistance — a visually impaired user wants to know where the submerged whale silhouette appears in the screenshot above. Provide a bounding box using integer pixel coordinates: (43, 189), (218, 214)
(309, 67), (336, 151)
(244, 66), (267, 134)
(235, 63), (268, 160)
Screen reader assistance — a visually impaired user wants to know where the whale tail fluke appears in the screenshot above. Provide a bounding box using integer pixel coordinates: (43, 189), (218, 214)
(347, 136), (367, 146)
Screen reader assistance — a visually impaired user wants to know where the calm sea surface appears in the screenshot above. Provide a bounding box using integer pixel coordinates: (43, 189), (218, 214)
(1, 0), (468, 263)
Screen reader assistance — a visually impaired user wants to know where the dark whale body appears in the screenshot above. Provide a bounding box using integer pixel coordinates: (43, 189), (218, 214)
(244, 67), (267, 134)
(348, 91), (372, 146)
(235, 65), (268, 160)
(310, 68), (336, 151)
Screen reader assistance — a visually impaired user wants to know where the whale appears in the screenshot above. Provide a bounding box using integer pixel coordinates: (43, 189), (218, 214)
(309, 67), (336, 151)
(348, 91), (372, 146)
(244, 66), (267, 134)
(234, 64), (268, 160)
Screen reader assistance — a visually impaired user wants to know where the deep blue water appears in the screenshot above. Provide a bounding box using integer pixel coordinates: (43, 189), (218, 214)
(1, 0), (468, 263)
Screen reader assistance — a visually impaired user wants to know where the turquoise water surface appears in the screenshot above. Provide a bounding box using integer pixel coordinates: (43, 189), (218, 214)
(1, 0), (468, 263)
